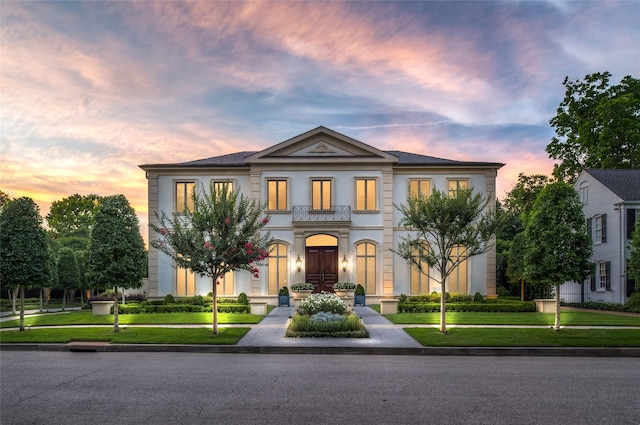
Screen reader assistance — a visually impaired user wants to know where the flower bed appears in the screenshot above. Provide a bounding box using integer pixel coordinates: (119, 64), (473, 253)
(286, 292), (368, 338)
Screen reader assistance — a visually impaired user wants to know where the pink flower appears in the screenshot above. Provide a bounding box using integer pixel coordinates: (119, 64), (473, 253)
(253, 273), (259, 278)
(244, 242), (253, 250)
(262, 217), (270, 224)
(159, 228), (167, 236)
(224, 218), (231, 225)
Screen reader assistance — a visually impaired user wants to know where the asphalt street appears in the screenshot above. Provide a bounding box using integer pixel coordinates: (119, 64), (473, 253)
(1, 352), (639, 425)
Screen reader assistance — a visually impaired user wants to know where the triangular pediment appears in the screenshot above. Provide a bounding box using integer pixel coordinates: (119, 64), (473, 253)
(245, 126), (398, 164)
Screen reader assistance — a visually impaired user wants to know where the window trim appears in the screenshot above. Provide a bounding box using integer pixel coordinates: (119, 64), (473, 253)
(310, 177), (334, 211)
(354, 177), (379, 213)
(210, 179), (235, 196)
(268, 241), (289, 295)
(447, 179), (470, 197)
(174, 180), (196, 213)
(266, 178), (290, 212)
(408, 178), (431, 199)
(355, 240), (377, 295)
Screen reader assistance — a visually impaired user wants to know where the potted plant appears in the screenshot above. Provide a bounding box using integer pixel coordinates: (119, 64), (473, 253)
(333, 281), (356, 297)
(291, 282), (314, 306)
(89, 292), (115, 316)
(354, 284), (366, 306)
(278, 286), (290, 307)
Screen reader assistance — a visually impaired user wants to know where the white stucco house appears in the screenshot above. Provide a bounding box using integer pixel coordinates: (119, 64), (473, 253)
(561, 169), (640, 304)
(139, 126), (503, 303)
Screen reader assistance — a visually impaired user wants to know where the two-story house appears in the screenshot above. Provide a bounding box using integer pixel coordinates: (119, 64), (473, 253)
(139, 126), (503, 303)
(561, 169), (640, 304)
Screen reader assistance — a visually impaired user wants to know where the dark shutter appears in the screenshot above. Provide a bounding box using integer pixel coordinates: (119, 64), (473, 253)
(590, 263), (596, 291)
(601, 214), (607, 243)
(605, 261), (611, 291)
(586, 217), (592, 242)
(628, 209), (637, 240)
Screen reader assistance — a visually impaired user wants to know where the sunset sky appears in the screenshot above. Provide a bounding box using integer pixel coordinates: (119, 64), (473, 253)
(2, 1), (638, 240)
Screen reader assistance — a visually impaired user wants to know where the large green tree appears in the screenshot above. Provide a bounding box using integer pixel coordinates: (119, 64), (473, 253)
(547, 72), (640, 183)
(0, 197), (52, 330)
(151, 182), (272, 334)
(629, 216), (640, 290)
(56, 247), (80, 310)
(46, 193), (102, 239)
(87, 195), (146, 332)
(524, 182), (592, 330)
(506, 232), (528, 301)
(394, 188), (497, 333)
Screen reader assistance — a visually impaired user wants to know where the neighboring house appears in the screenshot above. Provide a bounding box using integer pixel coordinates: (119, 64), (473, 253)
(561, 169), (640, 304)
(139, 126), (503, 303)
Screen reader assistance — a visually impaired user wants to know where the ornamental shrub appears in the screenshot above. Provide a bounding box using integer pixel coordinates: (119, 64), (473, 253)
(279, 286), (289, 296)
(291, 282), (314, 291)
(298, 292), (347, 315)
(164, 294), (176, 304)
(355, 284), (365, 296)
(333, 281), (356, 290)
(237, 292), (249, 305)
(474, 292), (484, 303)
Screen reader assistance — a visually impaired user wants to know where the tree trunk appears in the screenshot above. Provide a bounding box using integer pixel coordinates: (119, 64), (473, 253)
(113, 287), (120, 333)
(39, 289), (44, 312)
(212, 277), (218, 334)
(439, 258), (448, 333)
(19, 285), (25, 331)
(553, 284), (561, 331)
(43, 287), (50, 306)
(62, 289), (66, 311)
(10, 288), (17, 315)
(520, 278), (524, 302)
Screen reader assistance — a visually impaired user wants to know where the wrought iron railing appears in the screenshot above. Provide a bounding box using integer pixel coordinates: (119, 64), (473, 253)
(292, 205), (351, 222)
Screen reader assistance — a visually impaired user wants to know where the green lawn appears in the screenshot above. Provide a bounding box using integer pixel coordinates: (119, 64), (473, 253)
(385, 311), (640, 326)
(0, 327), (250, 345)
(405, 327), (640, 347)
(0, 311), (264, 328)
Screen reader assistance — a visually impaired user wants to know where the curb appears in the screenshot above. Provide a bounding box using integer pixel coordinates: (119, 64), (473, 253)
(2, 343), (639, 357)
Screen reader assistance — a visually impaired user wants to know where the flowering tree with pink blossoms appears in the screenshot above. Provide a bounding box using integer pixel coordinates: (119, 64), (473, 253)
(151, 182), (272, 333)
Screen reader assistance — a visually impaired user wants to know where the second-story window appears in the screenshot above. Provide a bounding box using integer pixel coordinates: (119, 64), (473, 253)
(594, 214), (607, 243)
(176, 181), (195, 212)
(409, 179), (430, 198)
(355, 178), (377, 211)
(312, 179), (332, 210)
(448, 179), (469, 196)
(268, 179), (288, 211)
(212, 180), (233, 195)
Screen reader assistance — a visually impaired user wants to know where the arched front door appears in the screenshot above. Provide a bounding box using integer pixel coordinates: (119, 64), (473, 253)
(305, 234), (338, 293)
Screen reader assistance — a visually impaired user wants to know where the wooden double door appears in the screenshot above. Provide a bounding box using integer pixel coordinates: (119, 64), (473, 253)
(305, 247), (338, 293)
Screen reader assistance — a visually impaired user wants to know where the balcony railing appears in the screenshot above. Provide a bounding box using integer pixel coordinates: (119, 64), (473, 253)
(292, 205), (351, 222)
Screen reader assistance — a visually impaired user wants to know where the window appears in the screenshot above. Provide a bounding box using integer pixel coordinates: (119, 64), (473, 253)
(448, 179), (469, 196)
(409, 179), (430, 198)
(268, 243), (288, 295)
(448, 245), (468, 294)
(176, 266), (195, 296)
(579, 183), (588, 204)
(356, 242), (376, 295)
(218, 271), (234, 296)
(212, 180), (233, 195)
(410, 242), (430, 294)
(594, 214), (607, 243)
(312, 179), (332, 210)
(175, 181), (195, 212)
(355, 178), (377, 211)
(267, 179), (288, 211)
(598, 261), (611, 291)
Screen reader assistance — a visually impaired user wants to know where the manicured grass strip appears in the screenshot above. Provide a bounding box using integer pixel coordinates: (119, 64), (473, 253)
(0, 327), (250, 345)
(0, 311), (264, 328)
(404, 327), (640, 347)
(386, 312), (640, 327)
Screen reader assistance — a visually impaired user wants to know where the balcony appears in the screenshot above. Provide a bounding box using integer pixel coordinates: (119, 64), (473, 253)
(292, 205), (351, 223)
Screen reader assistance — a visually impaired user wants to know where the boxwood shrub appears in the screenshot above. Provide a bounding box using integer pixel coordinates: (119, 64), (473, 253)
(398, 301), (536, 313)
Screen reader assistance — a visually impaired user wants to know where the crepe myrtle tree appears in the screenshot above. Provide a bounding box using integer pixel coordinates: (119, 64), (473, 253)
(151, 182), (272, 334)
(394, 188), (497, 333)
(524, 181), (592, 331)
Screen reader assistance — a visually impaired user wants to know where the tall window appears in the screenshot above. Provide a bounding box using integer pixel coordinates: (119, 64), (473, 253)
(312, 179), (332, 210)
(579, 183), (588, 204)
(356, 178), (377, 211)
(176, 266), (195, 296)
(448, 245), (468, 294)
(410, 242), (430, 294)
(448, 179), (468, 196)
(409, 179), (430, 198)
(356, 242), (376, 294)
(594, 214), (607, 243)
(268, 180), (288, 211)
(218, 271), (234, 296)
(176, 181), (195, 212)
(598, 261), (611, 291)
(268, 243), (288, 295)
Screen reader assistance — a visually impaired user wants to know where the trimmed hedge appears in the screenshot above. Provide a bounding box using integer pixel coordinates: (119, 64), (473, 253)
(398, 302), (536, 313)
(117, 303), (249, 314)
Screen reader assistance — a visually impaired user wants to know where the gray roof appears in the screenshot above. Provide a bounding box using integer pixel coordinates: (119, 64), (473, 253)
(141, 149), (503, 169)
(587, 169), (640, 201)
